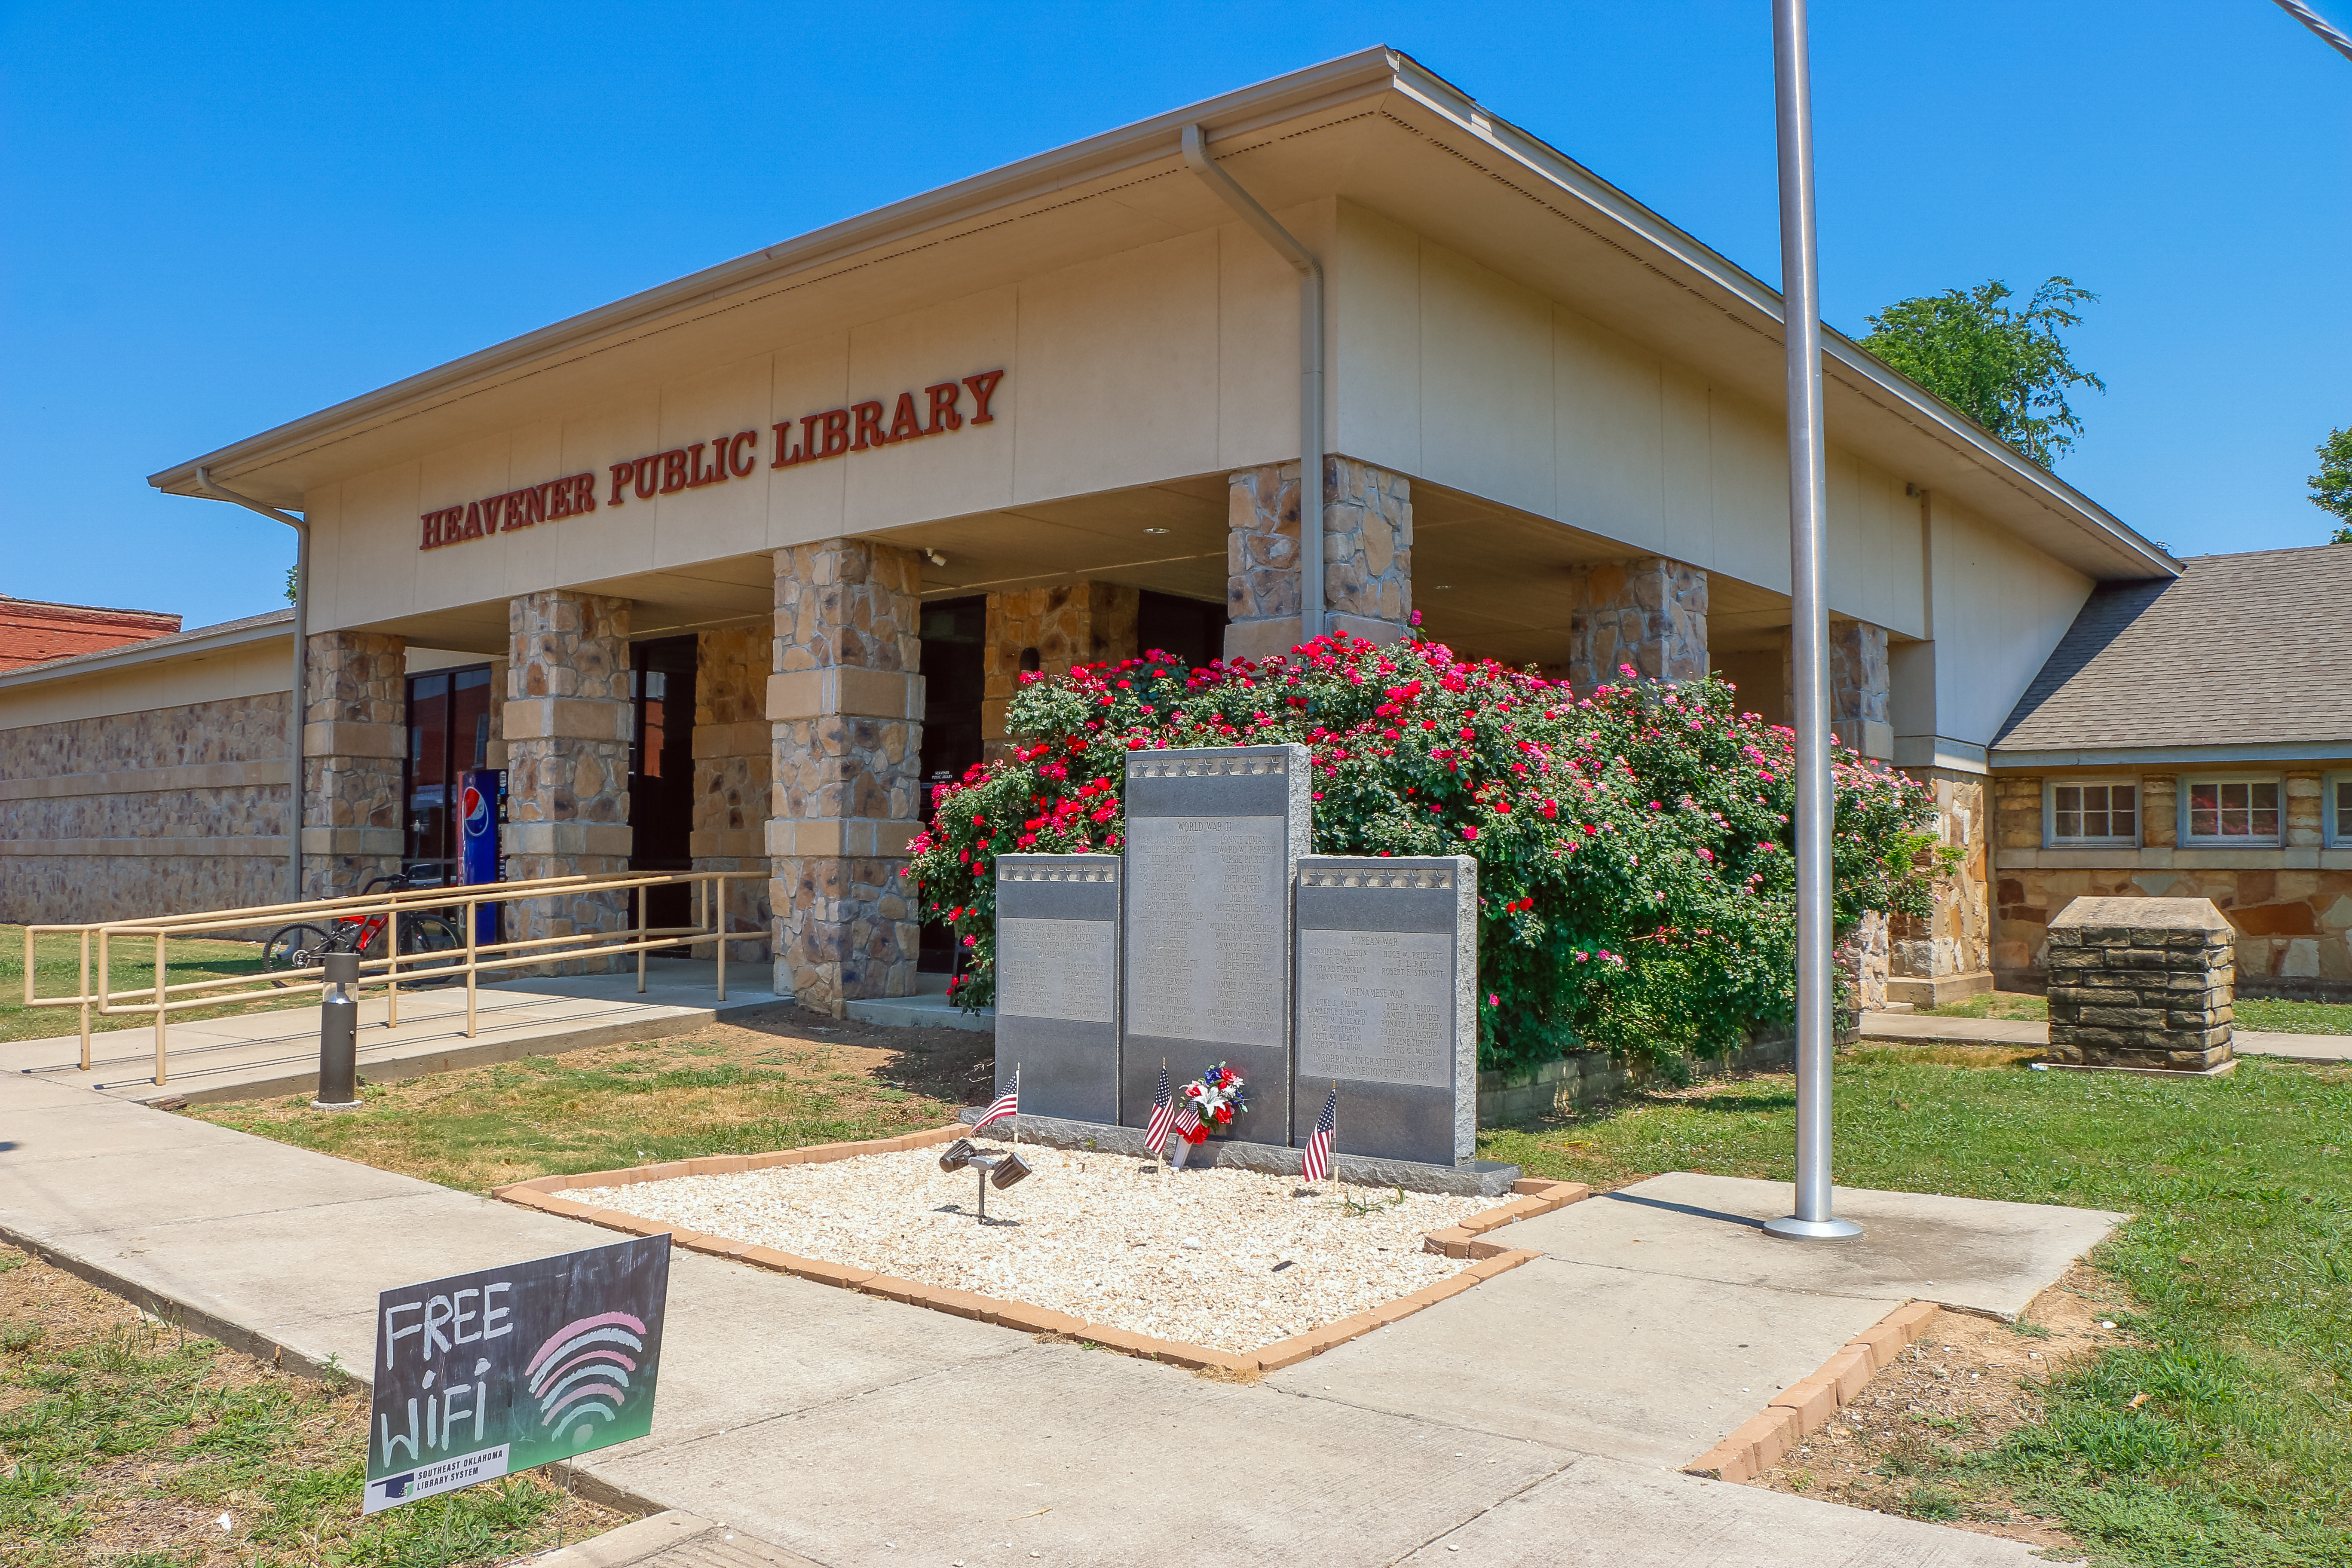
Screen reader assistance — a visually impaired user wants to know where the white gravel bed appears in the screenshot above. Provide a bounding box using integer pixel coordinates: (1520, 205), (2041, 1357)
(576, 1140), (1489, 1353)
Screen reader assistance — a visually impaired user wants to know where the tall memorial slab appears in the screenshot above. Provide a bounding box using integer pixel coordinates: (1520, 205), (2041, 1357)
(1295, 856), (1477, 1166)
(994, 854), (1121, 1122)
(1120, 744), (1311, 1144)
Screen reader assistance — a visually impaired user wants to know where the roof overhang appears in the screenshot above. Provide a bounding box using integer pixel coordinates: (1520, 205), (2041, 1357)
(1991, 741), (2352, 769)
(0, 610), (293, 695)
(150, 47), (2176, 585)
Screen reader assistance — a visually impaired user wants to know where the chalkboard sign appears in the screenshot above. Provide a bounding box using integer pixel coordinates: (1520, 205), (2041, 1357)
(363, 1234), (670, 1513)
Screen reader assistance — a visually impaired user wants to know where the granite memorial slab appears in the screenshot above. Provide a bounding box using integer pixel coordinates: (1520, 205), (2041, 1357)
(1294, 855), (1477, 1166)
(1119, 744), (1311, 1145)
(994, 854), (1122, 1122)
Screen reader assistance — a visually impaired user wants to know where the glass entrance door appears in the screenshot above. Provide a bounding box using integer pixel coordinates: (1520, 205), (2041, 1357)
(403, 665), (494, 885)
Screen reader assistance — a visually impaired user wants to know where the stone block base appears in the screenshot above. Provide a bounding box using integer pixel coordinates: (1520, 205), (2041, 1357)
(1885, 971), (1995, 1008)
(2043, 1058), (2239, 1081)
(1476, 1052), (1626, 1127)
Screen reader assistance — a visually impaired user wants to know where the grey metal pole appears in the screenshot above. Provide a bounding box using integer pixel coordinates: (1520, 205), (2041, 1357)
(1764, 0), (1861, 1243)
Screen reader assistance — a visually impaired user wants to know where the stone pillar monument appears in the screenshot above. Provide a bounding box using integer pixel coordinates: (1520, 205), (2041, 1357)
(2045, 896), (2236, 1076)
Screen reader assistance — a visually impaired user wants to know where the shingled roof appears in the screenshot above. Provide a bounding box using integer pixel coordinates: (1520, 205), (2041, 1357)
(1992, 543), (2352, 759)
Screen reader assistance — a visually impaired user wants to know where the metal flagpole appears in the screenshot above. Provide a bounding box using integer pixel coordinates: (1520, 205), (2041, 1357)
(1764, 0), (1861, 1243)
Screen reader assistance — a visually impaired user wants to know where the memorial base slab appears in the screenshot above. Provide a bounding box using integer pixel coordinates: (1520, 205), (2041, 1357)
(956, 1106), (1522, 1197)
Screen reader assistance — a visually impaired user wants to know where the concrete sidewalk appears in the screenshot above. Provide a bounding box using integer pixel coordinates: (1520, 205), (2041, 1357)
(4, 958), (786, 1105)
(1861, 1010), (2352, 1064)
(0, 1066), (2114, 1565)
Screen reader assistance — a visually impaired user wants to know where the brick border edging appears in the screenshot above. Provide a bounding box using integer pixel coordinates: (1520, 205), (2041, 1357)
(1681, 1298), (1941, 1482)
(490, 1124), (1589, 1374)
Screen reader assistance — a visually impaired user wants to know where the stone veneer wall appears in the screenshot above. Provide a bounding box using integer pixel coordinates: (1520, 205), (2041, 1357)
(692, 625), (772, 963)
(1887, 773), (1994, 1006)
(1993, 769), (2352, 999)
(300, 631), (406, 899)
(503, 591), (634, 972)
(982, 582), (1138, 759)
(1567, 558), (1707, 689)
(1225, 456), (1413, 662)
(769, 540), (925, 1013)
(0, 693), (291, 925)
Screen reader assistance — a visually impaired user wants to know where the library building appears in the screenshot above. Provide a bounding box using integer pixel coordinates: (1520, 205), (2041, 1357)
(6, 48), (2345, 1011)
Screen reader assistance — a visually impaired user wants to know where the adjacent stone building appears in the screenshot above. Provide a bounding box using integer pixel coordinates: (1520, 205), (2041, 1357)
(1990, 544), (2352, 1001)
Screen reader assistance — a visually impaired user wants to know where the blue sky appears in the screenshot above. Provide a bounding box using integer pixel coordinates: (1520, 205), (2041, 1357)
(4, 1), (2346, 629)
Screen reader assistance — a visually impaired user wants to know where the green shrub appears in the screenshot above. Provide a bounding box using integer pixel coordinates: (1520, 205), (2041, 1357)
(907, 630), (1939, 1076)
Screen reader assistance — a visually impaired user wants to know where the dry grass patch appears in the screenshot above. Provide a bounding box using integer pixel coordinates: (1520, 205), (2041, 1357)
(187, 1001), (993, 1191)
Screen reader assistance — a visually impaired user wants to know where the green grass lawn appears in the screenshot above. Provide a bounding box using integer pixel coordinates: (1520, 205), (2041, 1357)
(1925, 989), (2352, 1035)
(0, 924), (309, 1048)
(1481, 1046), (2352, 1567)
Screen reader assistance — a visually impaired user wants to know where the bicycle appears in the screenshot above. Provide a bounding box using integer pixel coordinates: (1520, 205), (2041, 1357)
(261, 873), (467, 986)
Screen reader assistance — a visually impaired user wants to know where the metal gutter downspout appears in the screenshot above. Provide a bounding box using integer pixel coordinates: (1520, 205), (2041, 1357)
(193, 467), (307, 903)
(1181, 123), (1324, 646)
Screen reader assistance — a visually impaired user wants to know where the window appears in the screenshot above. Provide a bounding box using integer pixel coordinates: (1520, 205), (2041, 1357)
(2328, 773), (2352, 848)
(2183, 776), (2281, 845)
(2047, 779), (2138, 847)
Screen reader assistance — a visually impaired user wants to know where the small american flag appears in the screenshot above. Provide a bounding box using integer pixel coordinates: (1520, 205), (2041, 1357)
(973, 1069), (1019, 1134)
(1173, 1096), (1202, 1140)
(1145, 1065), (1175, 1155)
(1301, 1085), (1338, 1184)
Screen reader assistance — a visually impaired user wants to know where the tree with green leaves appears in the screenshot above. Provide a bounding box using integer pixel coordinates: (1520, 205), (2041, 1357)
(2311, 426), (2352, 544)
(1860, 276), (2105, 470)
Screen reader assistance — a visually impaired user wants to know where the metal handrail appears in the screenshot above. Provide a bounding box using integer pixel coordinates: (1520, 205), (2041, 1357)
(21, 868), (750, 1085)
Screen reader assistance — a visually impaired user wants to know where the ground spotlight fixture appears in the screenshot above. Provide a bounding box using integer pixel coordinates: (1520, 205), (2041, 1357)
(990, 1151), (1032, 1190)
(938, 1137), (977, 1173)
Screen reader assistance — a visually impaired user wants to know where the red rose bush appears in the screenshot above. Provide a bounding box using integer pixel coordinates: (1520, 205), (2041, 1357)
(907, 631), (1941, 1078)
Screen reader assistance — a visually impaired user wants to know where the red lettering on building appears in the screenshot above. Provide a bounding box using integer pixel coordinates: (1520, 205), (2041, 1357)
(419, 370), (1003, 550)
(420, 472), (598, 552)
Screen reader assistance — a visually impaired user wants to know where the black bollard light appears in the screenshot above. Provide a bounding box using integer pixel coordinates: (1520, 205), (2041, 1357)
(312, 950), (363, 1110)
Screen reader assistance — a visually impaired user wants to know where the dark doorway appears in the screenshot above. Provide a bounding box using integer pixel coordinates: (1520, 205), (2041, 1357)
(629, 636), (699, 933)
(917, 595), (986, 973)
(1138, 589), (1226, 671)
(403, 664), (495, 886)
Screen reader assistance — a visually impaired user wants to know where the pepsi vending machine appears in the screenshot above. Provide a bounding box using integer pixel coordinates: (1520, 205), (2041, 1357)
(459, 768), (505, 946)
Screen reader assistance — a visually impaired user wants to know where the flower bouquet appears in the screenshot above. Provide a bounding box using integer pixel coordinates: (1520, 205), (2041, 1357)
(1169, 1062), (1249, 1169)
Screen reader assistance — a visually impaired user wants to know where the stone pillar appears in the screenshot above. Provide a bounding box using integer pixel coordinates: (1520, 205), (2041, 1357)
(768, 540), (925, 1014)
(502, 591), (634, 971)
(1991, 772), (2047, 985)
(1225, 457), (1414, 662)
(1838, 909), (1890, 1013)
(1887, 773), (1994, 1007)
(690, 625), (772, 963)
(2045, 896), (2235, 1075)
(982, 582), (1139, 758)
(1322, 459), (1413, 646)
(300, 630), (406, 900)
(1778, 620), (1892, 759)
(1567, 557), (1707, 689)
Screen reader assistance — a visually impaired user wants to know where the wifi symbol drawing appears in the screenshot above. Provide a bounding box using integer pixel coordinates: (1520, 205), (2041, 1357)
(526, 1311), (647, 1444)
